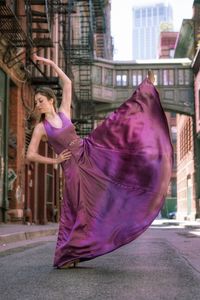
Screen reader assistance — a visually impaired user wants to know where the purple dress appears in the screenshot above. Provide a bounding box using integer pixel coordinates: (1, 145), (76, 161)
(43, 78), (173, 268)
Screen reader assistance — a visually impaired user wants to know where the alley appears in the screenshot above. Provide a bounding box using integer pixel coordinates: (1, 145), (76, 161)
(1, 224), (200, 300)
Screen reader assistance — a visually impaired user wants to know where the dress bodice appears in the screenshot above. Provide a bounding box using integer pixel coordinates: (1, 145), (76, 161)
(43, 111), (81, 155)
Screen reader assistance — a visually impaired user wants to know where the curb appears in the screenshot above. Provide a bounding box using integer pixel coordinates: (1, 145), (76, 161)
(0, 228), (58, 245)
(152, 219), (200, 229)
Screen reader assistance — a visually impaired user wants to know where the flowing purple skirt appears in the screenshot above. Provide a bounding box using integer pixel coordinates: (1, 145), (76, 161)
(43, 78), (173, 268)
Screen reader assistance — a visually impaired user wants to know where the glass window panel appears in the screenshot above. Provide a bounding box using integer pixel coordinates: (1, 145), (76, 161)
(122, 74), (127, 86)
(184, 69), (190, 85)
(163, 70), (168, 85)
(169, 69), (174, 85)
(147, 8), (151, 16)
(116, 71), (128, 86)
(132, 71), (137, 86)
(138, 70), (142, 84)
(93, 66), (102, 85)
(170, 112), (176, 118)
(135, 10), (140, 18)
(157, 70), (162, 85)
(116, 74), (121, 86)
(178, 69), (184, 85)
(163, 69), (174, 85)
(104, 68), (113, 86)
(159, 6), (164, 15)
(171, 126), (177, 142)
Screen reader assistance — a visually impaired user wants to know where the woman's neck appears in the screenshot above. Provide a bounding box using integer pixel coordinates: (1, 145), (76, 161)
(45, 110), (57, 120)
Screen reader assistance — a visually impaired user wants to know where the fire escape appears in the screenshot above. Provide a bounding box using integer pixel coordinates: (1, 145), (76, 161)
(25, 0), (64, 103)
(66, 0), (106, 136)
(0, 0), (107, 137)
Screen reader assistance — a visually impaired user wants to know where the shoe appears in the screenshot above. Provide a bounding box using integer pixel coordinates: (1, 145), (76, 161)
(147, 70), (155, 84)
(59, 259), (80, 269)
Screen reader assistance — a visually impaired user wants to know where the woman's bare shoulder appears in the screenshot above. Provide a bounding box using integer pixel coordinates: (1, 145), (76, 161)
(34, 122), (45, 133)
(58, 108), (71, 120)
(32, 122), (47, 141)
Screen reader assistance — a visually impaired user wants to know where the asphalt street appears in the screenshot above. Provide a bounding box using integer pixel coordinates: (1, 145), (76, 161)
(0, 225), (200, 300)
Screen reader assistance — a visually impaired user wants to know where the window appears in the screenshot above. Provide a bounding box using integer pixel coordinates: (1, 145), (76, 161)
(178, 69), (184, 85)
(171, 178), (177, 197)
(163, 69), (174, 85)
(173, 152), (177, 171)
(169, 49), (175, 58)
(116, 71), (128, 87)
(135, 10), (140, 18)
(132, 70), (143, 86)
(142, 9), (146, 18)
(184, 69), (190, 85)
(147, 8), (151, 17)
(93, 66), (102, 85)
(104, 68), (113, 87)
(178, 69), (191, 85)
(180, 118), (192, 160)
(159, 6), (164, 15)
(170, 112), (176, 118)
(171, 126), (177, 143)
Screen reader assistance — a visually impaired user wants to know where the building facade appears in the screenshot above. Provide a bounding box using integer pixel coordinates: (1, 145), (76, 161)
(175, 0), (200, 220)
(0, 0), (113, 224)
(159, 31), (178, 58)
(132, 1), (173, 60)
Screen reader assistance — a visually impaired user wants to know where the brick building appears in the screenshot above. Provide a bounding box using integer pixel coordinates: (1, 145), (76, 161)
(159, 31), (178, 59)
(175, 0), (200, 220)
(0, 0), (113, 224)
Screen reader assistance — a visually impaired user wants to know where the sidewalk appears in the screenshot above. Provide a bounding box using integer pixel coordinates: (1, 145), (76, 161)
(0, 223), (58, 246)
(1, 218), (200, 247)
(152, 218), (200, 229)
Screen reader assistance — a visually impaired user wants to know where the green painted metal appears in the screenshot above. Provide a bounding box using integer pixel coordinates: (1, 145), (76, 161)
(161, 197), (177, 218)
(174, 20), (195, 59)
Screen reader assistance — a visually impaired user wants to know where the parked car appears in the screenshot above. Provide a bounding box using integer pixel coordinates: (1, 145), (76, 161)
(168, 211), (177, 219)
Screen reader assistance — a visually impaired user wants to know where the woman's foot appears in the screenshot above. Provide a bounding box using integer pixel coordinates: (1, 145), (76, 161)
(147, 70), (155, 84)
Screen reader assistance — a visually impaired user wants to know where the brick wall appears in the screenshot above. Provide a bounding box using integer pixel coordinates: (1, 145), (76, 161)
(176, 114), (196, 220)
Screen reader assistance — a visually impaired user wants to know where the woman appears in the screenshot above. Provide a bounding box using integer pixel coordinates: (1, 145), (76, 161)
(27, 55), (173, 269)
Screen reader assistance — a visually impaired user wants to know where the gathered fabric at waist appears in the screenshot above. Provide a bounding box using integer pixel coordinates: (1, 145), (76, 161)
(68, 138), (81, 147)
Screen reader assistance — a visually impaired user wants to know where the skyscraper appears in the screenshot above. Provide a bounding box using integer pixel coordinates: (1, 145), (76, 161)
(132, 1), (173, 59)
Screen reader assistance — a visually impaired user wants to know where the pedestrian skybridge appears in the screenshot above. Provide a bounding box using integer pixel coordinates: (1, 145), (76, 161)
(90, 58), (194, 116)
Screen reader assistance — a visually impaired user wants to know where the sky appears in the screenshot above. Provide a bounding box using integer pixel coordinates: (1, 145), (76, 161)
(111, 0), (194, 60)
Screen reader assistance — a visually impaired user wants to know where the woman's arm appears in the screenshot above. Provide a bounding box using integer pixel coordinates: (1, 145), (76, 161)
(33, 54), (72, 118)
(26, 123), (71, 164)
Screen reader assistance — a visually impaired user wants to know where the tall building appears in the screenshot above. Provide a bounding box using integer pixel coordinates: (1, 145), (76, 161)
(132, 1), (173, 59)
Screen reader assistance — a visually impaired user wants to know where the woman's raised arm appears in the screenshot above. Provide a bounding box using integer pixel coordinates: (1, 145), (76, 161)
(33, 54), (72, 118)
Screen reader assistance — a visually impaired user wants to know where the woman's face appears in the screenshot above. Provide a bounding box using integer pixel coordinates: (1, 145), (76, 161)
(34, 93), (53, 114)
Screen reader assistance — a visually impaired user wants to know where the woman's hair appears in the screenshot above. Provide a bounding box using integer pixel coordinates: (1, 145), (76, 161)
(34, 86), (57, 121)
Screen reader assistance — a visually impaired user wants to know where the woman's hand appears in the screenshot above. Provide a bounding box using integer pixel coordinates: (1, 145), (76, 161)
(33, 54), (53, 66)
(56, 149), (72, 163)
